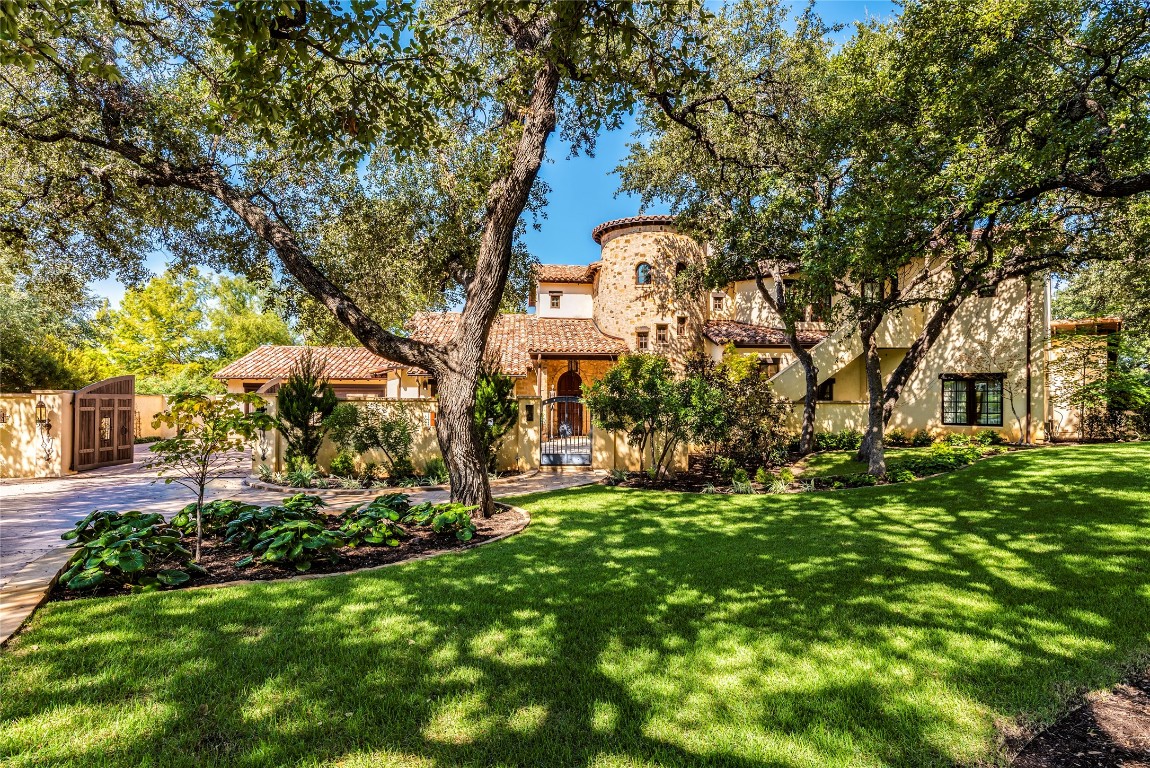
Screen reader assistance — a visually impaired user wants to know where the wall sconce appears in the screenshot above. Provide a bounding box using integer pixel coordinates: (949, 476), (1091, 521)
(34, 399), (55, 467)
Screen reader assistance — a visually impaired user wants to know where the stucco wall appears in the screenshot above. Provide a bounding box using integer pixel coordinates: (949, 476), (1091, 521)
(0, 391), (73, 478)
(536, 282), (594, 318)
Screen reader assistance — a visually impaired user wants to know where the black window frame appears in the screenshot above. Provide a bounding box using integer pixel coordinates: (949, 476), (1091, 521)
(940, 373), (1004, 426)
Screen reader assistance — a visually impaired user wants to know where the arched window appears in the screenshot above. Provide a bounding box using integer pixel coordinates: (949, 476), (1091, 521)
(636, 262), (652, 285)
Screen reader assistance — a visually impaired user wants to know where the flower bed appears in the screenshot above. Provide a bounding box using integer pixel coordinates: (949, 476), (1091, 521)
(50, 494), (525, 602)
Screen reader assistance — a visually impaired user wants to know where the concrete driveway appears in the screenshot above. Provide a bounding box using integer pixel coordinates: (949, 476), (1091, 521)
(0, 445), (599, 591)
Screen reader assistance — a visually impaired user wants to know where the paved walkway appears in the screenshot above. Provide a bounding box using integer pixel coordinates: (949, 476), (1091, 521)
(0, 445), (601, 591)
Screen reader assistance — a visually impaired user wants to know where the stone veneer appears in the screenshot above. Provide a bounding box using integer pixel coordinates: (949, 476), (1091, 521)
(592, 223), (708, 368)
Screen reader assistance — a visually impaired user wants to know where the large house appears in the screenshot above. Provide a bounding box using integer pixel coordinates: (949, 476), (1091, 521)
(217, 215), (1105, 471)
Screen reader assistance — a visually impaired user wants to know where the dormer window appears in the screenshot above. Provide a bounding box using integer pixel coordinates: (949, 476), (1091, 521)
(549, 291), (562, 309)
(636, 262), (652, 285)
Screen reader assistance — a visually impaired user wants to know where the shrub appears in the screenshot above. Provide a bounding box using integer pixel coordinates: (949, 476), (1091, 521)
(731, 479), (756, 494)
(171, 500), (258, 537)
(767, 478), (790, 494)
(423, 457), (447, 482)
(816, 429), (864, 451)
(975, 429), (1006, 446)
(352, 404), (415, 477)
(887, 444), (983, 477)
(779, 467), (795, 484)
(404, 502), (478, 541)
(943, 432), (972, 446)
(329, 451), (356, 478)
(911, 430), (935, 447)
(388, 456), (415, 481)
(701, 483), (718, 494)
(888, 469), (916, 483)
(606, 469), (629, 486)
(475, 368), (519, 472)
(225, 494), (326, 549)
(286, 461), (318, 488)
(60, 510), (199, 591)
(887, 428), (910, 447)
(754, 467), (770, 485)
(257, 464), (275, 482)
(732, 467), (749, 484)
(339, 495), (411, 547)
(276, 348), (338, 468)
(239, 520), (344, 572)
(712, 455), (737, 479)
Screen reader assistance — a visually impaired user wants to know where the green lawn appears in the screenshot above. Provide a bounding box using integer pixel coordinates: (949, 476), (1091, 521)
(3, 444), (1150, 768)
(799, 446), (933, 477)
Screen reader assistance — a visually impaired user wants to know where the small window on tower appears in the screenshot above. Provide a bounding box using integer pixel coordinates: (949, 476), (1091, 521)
(656, 324), (668, 344)
(637, 331), (649, 350)
(677, 316), (687, 333)
(549, 291), (562, 309)
(636, 262), (653, 285)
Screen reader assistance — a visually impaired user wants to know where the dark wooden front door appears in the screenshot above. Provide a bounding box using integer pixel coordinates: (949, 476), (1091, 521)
(74, 376), (135, 471)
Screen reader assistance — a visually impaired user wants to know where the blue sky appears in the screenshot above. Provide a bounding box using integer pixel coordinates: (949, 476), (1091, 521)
(92, 1), (899, 305)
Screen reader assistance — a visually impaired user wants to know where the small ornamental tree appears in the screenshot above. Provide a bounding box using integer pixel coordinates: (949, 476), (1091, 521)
(148, 393), (272, 560)
(585, 355), (687, 478)
(352, 403), (416, 479)
(276, 349), (338, 469)
(474, 368), (519, 473)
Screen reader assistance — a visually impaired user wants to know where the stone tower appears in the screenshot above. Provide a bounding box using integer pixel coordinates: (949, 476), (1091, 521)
(590, 216), (707, 365)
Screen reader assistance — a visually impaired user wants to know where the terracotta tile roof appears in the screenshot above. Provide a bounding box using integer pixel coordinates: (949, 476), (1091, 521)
(1050, 316), (1123, 334)
(592, 214), (676, 244)
(535, 263), (600, 284)
(703, 320), (828, 348)
(214, 346), (395, 381)
(390, 313), (629, 377)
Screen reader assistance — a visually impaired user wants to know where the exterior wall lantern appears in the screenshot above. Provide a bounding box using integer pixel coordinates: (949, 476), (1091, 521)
(255, 405), (271, 461)
(34, 399), (55, 467)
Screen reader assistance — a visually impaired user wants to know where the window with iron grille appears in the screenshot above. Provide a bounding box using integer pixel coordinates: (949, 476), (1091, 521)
(941, 375), (1003, 426)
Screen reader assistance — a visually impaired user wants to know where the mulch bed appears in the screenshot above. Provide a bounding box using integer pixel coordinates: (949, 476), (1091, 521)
(1012, 673), (1150, 767)
(48, 503), (525, 602)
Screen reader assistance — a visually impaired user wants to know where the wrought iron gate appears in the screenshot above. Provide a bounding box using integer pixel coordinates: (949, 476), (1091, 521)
(540, 395), (591, 466)
(74, 375), (135, 472)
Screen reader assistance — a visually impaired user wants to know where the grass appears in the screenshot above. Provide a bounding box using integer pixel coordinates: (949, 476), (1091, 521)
(798, 446), (938, 477)
(3, 444), (1150, 767)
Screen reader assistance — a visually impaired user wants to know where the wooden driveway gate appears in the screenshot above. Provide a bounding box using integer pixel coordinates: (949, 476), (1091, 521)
(73, 375), (135, 472)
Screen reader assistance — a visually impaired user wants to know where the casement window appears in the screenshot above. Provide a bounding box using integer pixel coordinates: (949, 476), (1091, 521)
(817, 378), (835, 401)
(656, 324), (668, 344)
(712, 294), (724, 312)
(676, 316), (687, 334)
(636, 330), (649, 350)
(940, 374), (1004, 426)
(549, 291), (562, 309)
(636, 262), (652, 285)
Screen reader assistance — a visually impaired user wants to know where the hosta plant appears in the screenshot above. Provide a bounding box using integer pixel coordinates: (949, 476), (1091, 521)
(238, 519), (344, 572)
(224, 494), (327, 549)
(405, 502), (478, 542)
(60, 510), (200, 591)
(339, 494), (411, 547)
(171, 500), (259, 538)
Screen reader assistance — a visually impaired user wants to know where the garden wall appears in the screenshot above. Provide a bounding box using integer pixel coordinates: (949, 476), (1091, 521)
(0, 391), (74, 478)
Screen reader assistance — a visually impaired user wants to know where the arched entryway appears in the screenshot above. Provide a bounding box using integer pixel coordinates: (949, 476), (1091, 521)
(542, 368), (591, 466)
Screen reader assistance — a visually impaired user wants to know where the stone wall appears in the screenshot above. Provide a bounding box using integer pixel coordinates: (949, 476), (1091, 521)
(593, 224), (708, 369)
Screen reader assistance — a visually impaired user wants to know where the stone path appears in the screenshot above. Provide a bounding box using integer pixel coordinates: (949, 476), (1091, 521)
(0, 447), (601, 643)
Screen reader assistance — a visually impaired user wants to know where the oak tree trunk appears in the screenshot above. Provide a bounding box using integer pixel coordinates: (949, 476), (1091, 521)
(857, 320), (887, 476)
(435, 365), (493, 517)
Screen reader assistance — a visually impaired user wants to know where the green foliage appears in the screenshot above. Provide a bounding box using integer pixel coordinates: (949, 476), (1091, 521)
(147, 393), (273, 558)
(403, 502), (478, 542)
(754, 467), (770, 485)
(888, 469), (917, 484)
(606, 469), (629, 487)
(975, 430), (1006, 446)
(170, 500), (258, 538)
(0, 282), (102, 392)
(712, 456), (737, 479)
(224, 494), (326, 550)
(731, 468), (750, 485)
(276, 348), (338, 468)
(328, 452), (356, 478)
(350, 404), (415, 477)
(779, 467), (795, 484)
(887, 428), (911, 448)
(474, 368), (519, 472)
(285, 461), (317, 488)
(887, 444), (984, 478)
(911, 431), (936, 448)
(816, 430), (865, 452)
(423, 457), (447, 483)
(823, 473), (880, 488)
(943, 432), (973, 446)
(323, 403), (361, 453)
(60, 510), (197, 591)
(240, 520), (344, 572)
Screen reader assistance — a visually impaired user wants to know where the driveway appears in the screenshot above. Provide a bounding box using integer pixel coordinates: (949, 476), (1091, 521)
(0, 445), (599, 591)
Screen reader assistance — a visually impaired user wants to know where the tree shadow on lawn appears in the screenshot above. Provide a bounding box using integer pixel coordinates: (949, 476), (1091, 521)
(3, 444), (1150, 768)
